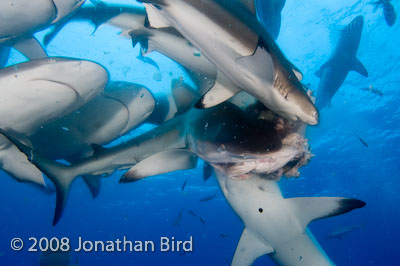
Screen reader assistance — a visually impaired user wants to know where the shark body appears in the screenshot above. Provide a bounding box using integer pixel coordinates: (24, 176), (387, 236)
(2, 101), (308, 225)
(0, 57), (108, 186)
(315, 16), (368, 109)
(140, 0), (318, 125)
(0, 0), (85, 64)
(215, 170), (365, 266)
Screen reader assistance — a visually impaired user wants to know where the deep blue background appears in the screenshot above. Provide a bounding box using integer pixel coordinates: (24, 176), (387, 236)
(0, 0), (399, 265)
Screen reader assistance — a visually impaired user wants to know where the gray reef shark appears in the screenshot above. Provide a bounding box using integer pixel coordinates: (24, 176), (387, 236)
(30, 81), (155, 161)
(139, 0), (318, 125)
(370, 0), (397, 27)
(315, 15), (368, 110)
(28, 81), (154, 197)
(214, 169), (366, 266)
(2, 101), (310, 225)
(0, 57), (108, 186)
(0, 0), (85, 64)
(42, 2), (240, 107)
(255, 0), (286, 40)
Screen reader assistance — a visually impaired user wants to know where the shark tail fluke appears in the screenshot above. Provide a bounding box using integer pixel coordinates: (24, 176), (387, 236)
(0, 129), (78, 226)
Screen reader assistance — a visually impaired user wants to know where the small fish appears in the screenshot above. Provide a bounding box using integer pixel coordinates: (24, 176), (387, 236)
(199, 216), (206, 226)
(199, 193), (217, 202)
(181, 179), (188, 191)
(356, 135), (369, 148)
(187, 210), (197, 217)
(370, 0), (397, 26)
(173, 209), (184, 226)
(360, 85), (383, 96)
(136, 54), (160, 71)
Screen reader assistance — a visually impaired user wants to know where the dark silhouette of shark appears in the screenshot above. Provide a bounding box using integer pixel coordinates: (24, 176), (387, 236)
(315, 15), (368, 109)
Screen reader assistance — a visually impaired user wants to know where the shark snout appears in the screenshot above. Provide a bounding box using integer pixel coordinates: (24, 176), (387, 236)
(45, 58), (108, 103)
(349, 15), (364, 32)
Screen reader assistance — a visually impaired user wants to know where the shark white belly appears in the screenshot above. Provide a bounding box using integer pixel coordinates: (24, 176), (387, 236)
(215, 170), (365, 266)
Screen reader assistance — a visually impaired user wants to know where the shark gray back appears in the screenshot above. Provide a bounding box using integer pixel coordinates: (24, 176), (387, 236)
(315, 15), (368, 109)
(141, 0), (318, 125)
(0, 57), (108, 186)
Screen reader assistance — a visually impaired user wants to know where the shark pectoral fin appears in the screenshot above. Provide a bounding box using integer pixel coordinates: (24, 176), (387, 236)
(235, 39), (274, 87)
(287, 197), (366, 232)
(315, 61), (330, 78)
(0, 137), (45, 186)
(143, 3), (171, 29)
(352, 58), (368, 77)
(120, 150), (198, 182)
(232, 228), (274, 266)
(195, 71), (241, 109)
(82, 175), (101, 198)
(293, 68), (303, 81)
(171, 79), (199, 113)
(13, 36), (47, 60)
(0, 130), (77, 226)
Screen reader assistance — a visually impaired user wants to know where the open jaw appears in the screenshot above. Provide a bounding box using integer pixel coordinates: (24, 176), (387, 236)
(210, 108), (313, 180)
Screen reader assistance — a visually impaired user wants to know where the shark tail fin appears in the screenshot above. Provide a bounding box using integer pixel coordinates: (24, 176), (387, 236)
(0, 130), (79, 226)
(287, 197), (366, 232)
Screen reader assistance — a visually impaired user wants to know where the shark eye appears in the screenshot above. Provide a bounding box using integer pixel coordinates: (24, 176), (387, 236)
(258, 208), (263, 213)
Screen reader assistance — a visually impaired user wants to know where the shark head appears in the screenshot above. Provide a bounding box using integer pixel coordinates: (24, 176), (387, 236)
(188, 103), (283, 164)
(51, 0), (86, 24)
(347, 15), (364, 36)
(187, 102), (311, 179)
(0, 57), (108, 133)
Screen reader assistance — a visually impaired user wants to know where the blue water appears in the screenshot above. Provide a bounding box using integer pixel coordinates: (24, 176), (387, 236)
(1, 0), (400, 265)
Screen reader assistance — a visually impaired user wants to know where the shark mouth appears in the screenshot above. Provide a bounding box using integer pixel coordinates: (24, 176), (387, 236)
(211, 101), (313, 180)
(212, 133), (312, 180)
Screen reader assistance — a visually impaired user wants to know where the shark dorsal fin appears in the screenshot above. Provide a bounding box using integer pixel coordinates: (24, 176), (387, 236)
(232, 228), (274, 266)
(287, 197), (366, 232)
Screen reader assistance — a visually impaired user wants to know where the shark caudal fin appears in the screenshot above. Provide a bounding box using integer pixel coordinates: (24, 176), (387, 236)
(0, 130), (83, 226)
(287, 197), (366, 232)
